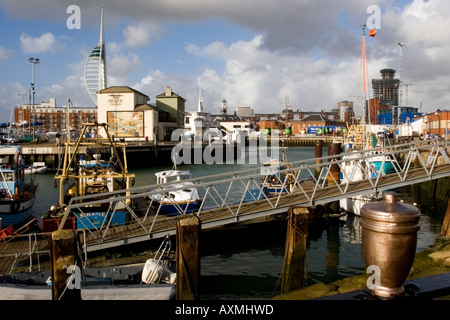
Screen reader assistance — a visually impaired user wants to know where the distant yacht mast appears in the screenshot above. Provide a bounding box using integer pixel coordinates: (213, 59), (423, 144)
(84, 5), (107, 105)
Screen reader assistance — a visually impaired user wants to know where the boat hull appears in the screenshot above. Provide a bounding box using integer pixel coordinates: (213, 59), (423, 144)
(0, 197), (34, 227)
(340, 196), (373, 216)
(154, 201), (201, 216)
(41, 206), (127, 232)
(369, 159), (395, 175)
(24, 167), (47, 174)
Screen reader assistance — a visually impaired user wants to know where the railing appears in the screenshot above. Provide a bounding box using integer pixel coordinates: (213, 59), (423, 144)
(0, 232), (49, 273)
(57, 139), (450, 246)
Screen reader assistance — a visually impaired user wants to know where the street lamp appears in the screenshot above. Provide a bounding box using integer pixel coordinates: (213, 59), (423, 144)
(29, 57), (39, 139)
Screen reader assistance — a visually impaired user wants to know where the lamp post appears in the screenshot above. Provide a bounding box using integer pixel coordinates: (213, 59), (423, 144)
(29, 57), (39, 140)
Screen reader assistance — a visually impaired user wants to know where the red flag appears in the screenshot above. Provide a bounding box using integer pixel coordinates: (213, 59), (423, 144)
(368, 29), (377, 37)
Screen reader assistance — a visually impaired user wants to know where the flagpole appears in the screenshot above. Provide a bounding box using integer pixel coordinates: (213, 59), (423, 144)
(361, 25), (367, 126)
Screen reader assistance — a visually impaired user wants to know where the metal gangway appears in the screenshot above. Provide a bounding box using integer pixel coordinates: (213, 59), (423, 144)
(2, 139), (448, 274)
(51, 138), (450, 253)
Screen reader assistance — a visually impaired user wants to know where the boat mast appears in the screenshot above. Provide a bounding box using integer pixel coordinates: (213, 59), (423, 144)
(360, 25), (371, 148)
(361, 25), (367, 126)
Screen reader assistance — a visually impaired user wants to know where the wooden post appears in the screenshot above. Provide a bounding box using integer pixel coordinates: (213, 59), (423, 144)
(315, 140), (323, 178)
(280, 206), (309, 294)
(328, 142), (341, 184)
(176, 215), (201, 300)
(440, 200), (450, 237)
(49, 229), (81, 300)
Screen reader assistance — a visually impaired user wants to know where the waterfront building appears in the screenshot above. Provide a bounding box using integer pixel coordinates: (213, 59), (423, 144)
(97, 86), (173, 142)
(285, 114), (345, 135)
(14, 98), (97, 132)
(419, 110), (449, 138)
(156, 86), (186, 128)
(376, 104), (419, 125)
(337, 101), (356, 123)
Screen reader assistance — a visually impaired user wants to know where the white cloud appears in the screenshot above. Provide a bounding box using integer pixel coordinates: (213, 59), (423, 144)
(122, 22), (163, 49)
(108, 53), (144, 85)
(0, 46), (13, 60)
(1, 0), (449, 119)
(20, 32), (64, 54)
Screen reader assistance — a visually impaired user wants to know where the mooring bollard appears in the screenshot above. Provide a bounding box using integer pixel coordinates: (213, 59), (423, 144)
(49, 229), (81, 300)
(440, 199), (450, 237)
(280, 206), (309, 294)
(360, 192), (420, 299)
(176, 215), (201, 300)
(315, 140), (323, 178)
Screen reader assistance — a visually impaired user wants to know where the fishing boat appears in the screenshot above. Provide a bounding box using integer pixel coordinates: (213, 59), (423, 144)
(147, 169), (202, 216)
(245, 143), (295, 202)
(24, 161), (47, 175)
(40, 123), (135, 232)
(0, 146), (37, 228)
(260, 146), (294, 196)
(339, 151), (384, 215)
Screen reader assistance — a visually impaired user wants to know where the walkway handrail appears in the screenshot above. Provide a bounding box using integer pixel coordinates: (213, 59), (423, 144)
(57, 139), (450, 248)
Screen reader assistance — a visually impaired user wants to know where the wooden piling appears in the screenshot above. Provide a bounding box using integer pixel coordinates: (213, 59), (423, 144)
(315, 140), (324, 178)
(440, 200), (450, 237)
(280, 206), (309, 294)
(49, 229), (81, 300)
(328, 142), (341, 183)
(176, 215), (201, 300)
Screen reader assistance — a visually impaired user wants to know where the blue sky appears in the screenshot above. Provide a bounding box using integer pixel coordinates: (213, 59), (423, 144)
(1, 0), (449, 123)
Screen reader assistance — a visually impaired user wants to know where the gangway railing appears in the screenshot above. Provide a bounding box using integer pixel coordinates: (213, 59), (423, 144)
(57, 139), (450, 250)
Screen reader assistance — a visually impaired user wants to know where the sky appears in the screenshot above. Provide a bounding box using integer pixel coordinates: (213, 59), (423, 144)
(0, 0), (449, 123)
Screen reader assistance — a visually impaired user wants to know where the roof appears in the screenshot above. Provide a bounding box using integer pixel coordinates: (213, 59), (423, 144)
(98, 86), (149, 98)
(300, 114), (327, 122)
(134, 104), (169, 113)
(211, 114), (247, 122)
(156, 87), (186, 101)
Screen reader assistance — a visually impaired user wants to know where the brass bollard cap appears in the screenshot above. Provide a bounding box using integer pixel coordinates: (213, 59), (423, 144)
(360, 191), (420, 233)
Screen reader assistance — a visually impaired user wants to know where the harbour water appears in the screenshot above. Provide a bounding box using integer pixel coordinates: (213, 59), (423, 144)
(30, 147), (445, 300)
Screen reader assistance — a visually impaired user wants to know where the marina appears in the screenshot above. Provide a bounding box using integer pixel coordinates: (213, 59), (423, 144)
(1, 2), (450, 302)
(0, 138), (449, 299)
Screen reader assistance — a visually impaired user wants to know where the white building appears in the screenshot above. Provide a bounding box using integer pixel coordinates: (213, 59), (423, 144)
(97, 86), (159, 142)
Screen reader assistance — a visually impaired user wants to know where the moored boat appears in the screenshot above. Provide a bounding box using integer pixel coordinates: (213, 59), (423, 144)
(40, 123), (135, 232)
(147, 169), (202, 216)
(0, 146), (37, 228)
(24, 162), (47, 175)
(245, 143), (295, 202)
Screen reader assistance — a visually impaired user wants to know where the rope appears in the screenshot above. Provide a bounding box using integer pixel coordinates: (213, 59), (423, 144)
(8, 253), (20, 274)
(58, 266), (77, 300)
(26, 233), (39, 272)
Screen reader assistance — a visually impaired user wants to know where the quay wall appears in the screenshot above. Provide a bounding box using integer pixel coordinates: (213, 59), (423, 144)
(18, 141), (240, 170)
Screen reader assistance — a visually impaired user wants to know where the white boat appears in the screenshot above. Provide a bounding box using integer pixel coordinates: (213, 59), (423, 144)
(148, 169), (202, 216)
(24, 162), (47, 174)
(339, 152), (383, 215)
